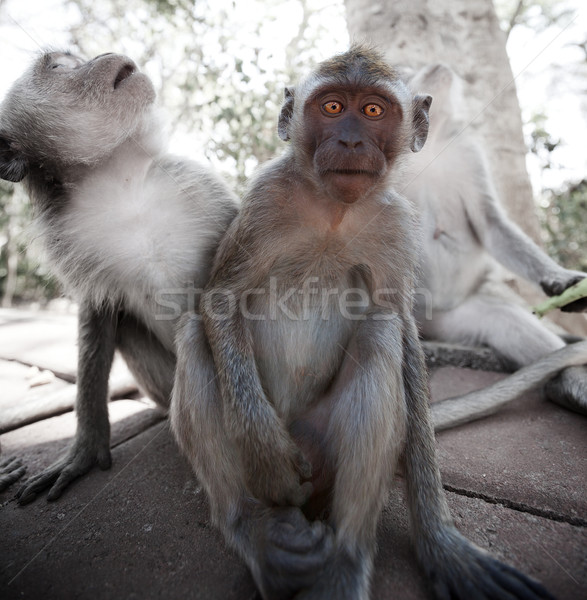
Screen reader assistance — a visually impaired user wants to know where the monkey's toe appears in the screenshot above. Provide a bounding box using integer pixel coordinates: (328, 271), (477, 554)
(544, 365), (587, 416)
(17, 443), (112, 504)
(0, 456), (26, 493)
(422, 528), (554, 600)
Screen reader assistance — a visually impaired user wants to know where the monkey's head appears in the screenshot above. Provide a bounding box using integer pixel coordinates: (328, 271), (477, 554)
(0, 51), (157, 182)
(408, 63), (463, 134)
(278, 45), (432, 204)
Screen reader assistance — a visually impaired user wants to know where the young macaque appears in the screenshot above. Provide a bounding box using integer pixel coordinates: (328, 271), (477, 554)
(171, 47), (553, 600)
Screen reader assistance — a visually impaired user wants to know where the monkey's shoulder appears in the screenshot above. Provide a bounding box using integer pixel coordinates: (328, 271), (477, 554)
(150, 155), (239, 215)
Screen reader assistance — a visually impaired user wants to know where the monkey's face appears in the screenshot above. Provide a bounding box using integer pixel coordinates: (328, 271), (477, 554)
(0, 51), (156, 174)
(301, 86), (405, 204)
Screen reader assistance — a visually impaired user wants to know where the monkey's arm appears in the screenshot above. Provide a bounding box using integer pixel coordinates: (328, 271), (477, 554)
(402, 320), (554, 600)
(465, 147), (585, 297)
(17, 301), (116, 504)
(201, 287), (312, 507)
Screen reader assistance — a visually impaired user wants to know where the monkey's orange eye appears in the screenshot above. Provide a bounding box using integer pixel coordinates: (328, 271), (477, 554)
(363, 103), (384, 117)
(323, 101), (344, 115)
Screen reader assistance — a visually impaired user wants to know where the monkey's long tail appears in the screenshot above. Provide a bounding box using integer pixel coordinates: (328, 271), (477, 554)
(432, 340), (587, 431)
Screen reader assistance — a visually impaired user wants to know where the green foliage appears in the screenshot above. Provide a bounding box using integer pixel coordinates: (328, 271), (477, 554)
(539, 179), (587, 272)
(0, 181), (61, 306)
(66, 0), (346, 191)
(525, 111), (586, 273)
(0, 0), (346, 304)
(527, 111), (559, 169)
(494, 0), (575, 38)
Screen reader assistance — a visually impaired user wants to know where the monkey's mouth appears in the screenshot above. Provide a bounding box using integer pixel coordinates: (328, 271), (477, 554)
(113, 63), (136, 89)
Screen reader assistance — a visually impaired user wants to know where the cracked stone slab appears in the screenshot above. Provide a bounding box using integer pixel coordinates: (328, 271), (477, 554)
(0, 310), (137, 394)
(0, 360), (72, 432)
(374, 484), (586, 600)
(431, 366), (587, 522)
(0, 358), (139, 433)
(0, 399), (166, 489)
(423, 340), (506, 372)
(0, 422), (256, 600)
(0, 310), (79, 380)
(1, 424), (584, 599)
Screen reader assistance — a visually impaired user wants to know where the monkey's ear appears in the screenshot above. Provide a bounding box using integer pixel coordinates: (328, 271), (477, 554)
(411, 94), (432, 153)
(278, 87), (295, 142)
(0, 136), (28, 182)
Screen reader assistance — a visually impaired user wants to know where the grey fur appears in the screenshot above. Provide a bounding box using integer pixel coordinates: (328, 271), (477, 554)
(0, 51), (238, 501)
(404, 63), (587, 426)
(171, 47), (553, 600)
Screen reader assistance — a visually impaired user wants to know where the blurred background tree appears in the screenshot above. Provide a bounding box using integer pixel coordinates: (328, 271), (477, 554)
(495, 0), (587, 275)
(0, 0), (584, 307)
(0, 0), (348, 307)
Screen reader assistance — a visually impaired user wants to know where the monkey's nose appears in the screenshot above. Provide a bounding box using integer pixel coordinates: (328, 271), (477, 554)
(338, 138), (363, 149)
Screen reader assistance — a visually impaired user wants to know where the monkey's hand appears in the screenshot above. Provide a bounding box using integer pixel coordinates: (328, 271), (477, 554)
(0, 455), (27, 492)
(16, 434), (111, 504)
(540, 270), (587, 312)
(419, 527), (554, 600)
(251, 507), (334, 600)
(242, 430), (313, 507)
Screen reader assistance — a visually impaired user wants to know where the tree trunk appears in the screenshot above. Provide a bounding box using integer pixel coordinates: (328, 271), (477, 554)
(345, 0), (587, 335)
(344, 0), (540, 242)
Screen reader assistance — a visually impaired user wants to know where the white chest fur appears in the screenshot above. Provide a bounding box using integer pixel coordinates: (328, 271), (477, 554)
(49, 149), (225, 350)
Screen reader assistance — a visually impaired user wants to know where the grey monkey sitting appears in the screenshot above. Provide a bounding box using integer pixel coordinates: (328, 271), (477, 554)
(403, 63), (587, 428)
(0, 51), (238, 502)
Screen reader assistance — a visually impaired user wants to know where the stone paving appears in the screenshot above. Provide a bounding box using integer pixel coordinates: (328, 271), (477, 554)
(0, 308), (585, 599)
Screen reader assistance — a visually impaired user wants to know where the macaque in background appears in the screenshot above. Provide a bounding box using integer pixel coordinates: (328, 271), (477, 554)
(403, 63), (586, 426)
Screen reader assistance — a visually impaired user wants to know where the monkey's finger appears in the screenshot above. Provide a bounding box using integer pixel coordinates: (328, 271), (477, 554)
(484, 560), (555, 600)
(272, 505), (310, 528)
(0, 456), (22, 469)
(293, 448), (312, 480)
(561, 297), (587, 312)
(17, 465), (63, 504)
(271, 511), (332, 553)
(0, 464), (27, 492)
(267, 529), (334, 578)
(47, 459), (98, 501)
(441, 552), (555, 600)
(289, 481), (314, 507)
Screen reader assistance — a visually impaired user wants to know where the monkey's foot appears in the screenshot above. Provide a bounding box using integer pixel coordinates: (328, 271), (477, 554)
(545, 365), (587, 416)
(420, 528), (554, 600)
(293, 549), (368, 600)
(0, 456), (27, 492)
(248, 506), (334, 600)
(17, 439), (111, 504)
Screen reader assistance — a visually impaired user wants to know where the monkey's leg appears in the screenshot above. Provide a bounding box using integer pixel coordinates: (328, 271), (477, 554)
(425, 294), (587, 415)
(171, 315), (333, 600)
(17, 301), (116, 504)
(403, 321), (554, 600)
(296, 316), (407, 600)
(116, 311), (175, 409)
